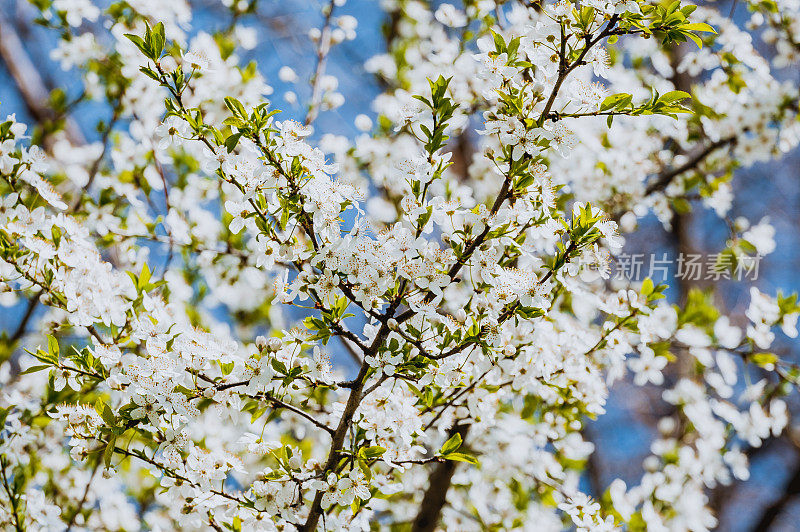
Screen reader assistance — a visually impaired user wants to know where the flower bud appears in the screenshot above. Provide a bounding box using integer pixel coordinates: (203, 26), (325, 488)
(643, 456), (660, 472)
(734, 216), (750, 232)
(657, 417), (676, 435)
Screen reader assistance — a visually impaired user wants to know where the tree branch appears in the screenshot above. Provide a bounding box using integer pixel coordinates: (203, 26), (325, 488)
(644, 137), (735, 196)
(411, 423), (470, 532)
(305, 0), (337, 126)
(752, 458), (800, 531)
(0, 11), (84, 146)
(7, 292), (40, 345)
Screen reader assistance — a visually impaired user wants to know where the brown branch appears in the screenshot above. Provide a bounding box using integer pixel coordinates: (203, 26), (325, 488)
(113, 446), (250, 506)
(7, 292), (39, 344)
(64, 460), (101, 532)
(582, 427), (603, 498)
(410, 423), (470, 532)
(299, 296), (405, 530)
(338, 334), (364, 364)
(299, 361), (370, 531)
(752, 458), (800, 531)
(0, 456), (23, 532)
(0, 11), (84, 146)
(540, 15), (619, 122)
(644, 137), (735, 196)
(262, 395), (335, 436)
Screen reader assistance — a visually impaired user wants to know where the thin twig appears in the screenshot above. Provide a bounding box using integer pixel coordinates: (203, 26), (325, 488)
(64, 460), (101, 532)
(305, 0), (338, 125)
(8, 292), (40, 344)
(644, 137), (736, 196)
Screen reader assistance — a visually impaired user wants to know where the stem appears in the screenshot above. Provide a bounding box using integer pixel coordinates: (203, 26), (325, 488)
(643, 137), (735, 196)
(7, 292), (39, 344)
(299, 361), (370, 531)
(0, 457), (23, 532)
(540, 16), (619, 123)
(64, 460), (101, 532)
(305, 0), (337, 126)
(300, 295), (405, 530)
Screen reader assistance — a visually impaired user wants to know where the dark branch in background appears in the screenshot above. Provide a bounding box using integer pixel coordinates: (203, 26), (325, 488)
(709, 437), (779, 518)
(411, 424), (470, 532)
(338, 331), (364, 364)
(305, 0), (337, 126)
(64, 460), (101, 532)
(0, 8), (113, 213)
(644, 137), (735, 196)
(73, 112), (120, 210)
(0, 11), (85, 146)
(582, 427), (604, 498)
(752, 456), (800, 531)
(8, 292), (40, 345)
(610, 135), (736, 222)
(0, 11), (87, 365)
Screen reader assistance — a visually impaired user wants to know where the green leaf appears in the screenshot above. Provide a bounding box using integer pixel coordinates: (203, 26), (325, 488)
(124, 33), (151, 59)
(359, 446), (387, 459)
(682, 22), (717, 34)
(492, 30), (506, 53)
(659, 90), (691, 103)
(600, 93), (632, 112)
(19, 364), (51, 375)
(684, 31), (704, 49)
(152, 22), (165, 58)
(440, 433), (462, 454)
(47, 335), (59, 359)
(104, 437), (116, 467)
(51, 225), (62, 247)
(271, 358), (288, 375)
(31, 348), (57, 365)
(138, 262), (151, 291)
(95, 399), (116, 426)
(443, 452), (478, 465)
(224, 97), (247, 119)
(225, 133), (242, 153)
(641, 277), (654, 296)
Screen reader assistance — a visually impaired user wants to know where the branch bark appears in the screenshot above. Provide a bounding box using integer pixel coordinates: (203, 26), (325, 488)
(644, 137), (735, 197)
(411, 424), (470, 532)
(0, 11), (84, 146)
(752, 458), (800, 531)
